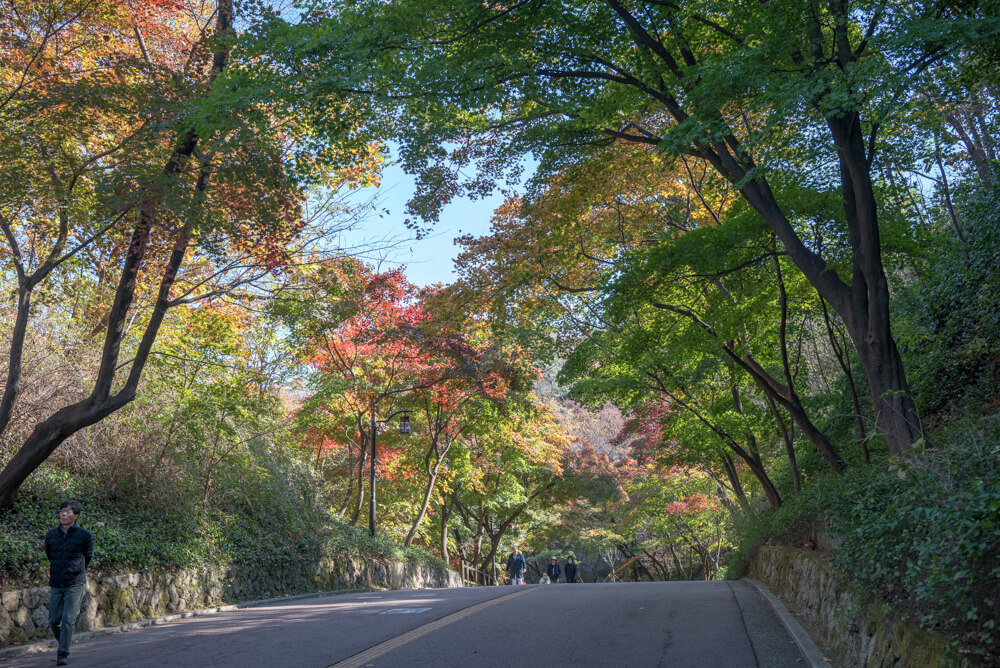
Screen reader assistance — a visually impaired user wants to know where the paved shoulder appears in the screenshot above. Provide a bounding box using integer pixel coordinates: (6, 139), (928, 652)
(729, 580), (810, 667)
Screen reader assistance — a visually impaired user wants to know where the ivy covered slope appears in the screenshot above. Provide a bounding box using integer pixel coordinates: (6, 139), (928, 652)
(1, 448), (446, 591)
(729, 182), (1000, 663)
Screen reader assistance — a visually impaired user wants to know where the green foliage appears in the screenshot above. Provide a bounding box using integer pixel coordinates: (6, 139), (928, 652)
(895, 178), (1000, 420)
(732, 417), (1000, 661)
(0, 448), (445, 589)
(724, 488), (822, 580)
(323, 515), (448, 571)
(821, 425), (1000, 661)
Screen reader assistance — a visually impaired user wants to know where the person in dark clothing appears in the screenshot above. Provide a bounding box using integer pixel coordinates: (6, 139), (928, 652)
(45, 500), (93, 666)
(506, 546), (527, 585)
(564, 555), (579, 583)
(546, 556), (561, 583)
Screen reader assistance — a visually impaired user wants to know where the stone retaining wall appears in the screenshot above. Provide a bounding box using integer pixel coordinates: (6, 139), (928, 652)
(748, 545), (972, 667)
(0, 557), (461, 648)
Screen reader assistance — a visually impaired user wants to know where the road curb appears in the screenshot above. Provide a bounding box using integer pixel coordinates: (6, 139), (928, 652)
(744, 578), (828, 668)
(0, 586), (382, 662)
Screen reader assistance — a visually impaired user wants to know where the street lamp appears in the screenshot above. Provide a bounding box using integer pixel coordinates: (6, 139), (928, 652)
(369, 406), (412, 537)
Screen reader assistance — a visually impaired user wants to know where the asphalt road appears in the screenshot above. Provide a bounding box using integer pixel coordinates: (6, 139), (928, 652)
(1, 581), (808, 668)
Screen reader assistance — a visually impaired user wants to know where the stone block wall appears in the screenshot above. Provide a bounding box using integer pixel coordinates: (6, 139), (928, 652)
(748, 545), (971, 667)
(0, 557), (461, 648)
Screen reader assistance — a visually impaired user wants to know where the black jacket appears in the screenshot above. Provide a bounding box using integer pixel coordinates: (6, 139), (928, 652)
(546, 562), (561, 581)
(45, 524), (93, 588)
(564, 562), (578, 582)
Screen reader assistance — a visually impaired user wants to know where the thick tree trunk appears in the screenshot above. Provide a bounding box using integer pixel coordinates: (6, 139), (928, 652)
(601, 0), (925, 454)
(0, 287), (31, 436)
(827, 113), (926, 454)
(0, 398), (129, 508)
(0, 225), (192, 508)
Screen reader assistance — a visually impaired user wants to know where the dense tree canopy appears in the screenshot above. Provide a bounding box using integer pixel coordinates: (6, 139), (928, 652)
(272, 0), (1000, 455)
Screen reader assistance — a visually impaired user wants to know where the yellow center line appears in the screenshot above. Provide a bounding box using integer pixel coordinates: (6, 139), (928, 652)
(328, 586), (540, 668)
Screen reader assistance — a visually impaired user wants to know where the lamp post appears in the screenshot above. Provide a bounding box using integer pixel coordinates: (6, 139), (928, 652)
(369, 405), (412, 537)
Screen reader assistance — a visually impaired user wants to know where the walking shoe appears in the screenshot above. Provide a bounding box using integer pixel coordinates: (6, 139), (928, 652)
(56, 658), (68, 666)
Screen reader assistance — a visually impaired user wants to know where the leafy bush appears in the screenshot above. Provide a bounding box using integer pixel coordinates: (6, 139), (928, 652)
(820, 421), (1000, 663)
(1, 455), (448, 589)
(895, 179), (1000, 422)
(732, 416), (1000, 663)
(323, 514), (449, 571)
(724, 483), (823, 579)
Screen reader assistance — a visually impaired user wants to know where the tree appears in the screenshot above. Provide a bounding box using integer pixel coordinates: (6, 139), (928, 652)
(401, 331), (533, 547)
(279, 258), (436, 523)
(295, 0), (999, 454)
(443, 396), (567, 572)
(0, 0), (381, 507)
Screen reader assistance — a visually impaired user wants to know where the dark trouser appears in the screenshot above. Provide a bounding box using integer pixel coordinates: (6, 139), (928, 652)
(49, 581), (86, 658)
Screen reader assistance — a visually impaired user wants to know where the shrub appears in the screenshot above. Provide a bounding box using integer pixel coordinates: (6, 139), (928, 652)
(733, 416), (1000, 663)
(821, 420), (1000, 663)
(1, 455), (449, 590)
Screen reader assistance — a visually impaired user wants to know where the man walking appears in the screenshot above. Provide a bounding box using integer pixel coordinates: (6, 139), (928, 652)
(45, 500), (93, 666)
(564, 555), (579, 583)
(546, 555), (561, 584)
(506, 546), (527, 585)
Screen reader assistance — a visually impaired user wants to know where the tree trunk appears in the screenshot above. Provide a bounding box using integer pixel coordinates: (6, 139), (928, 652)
(651, 376), (782, 507)
(0, 0), (234, 508)
(718, 451), (749, 510)
(650, 300), (844, 471)
(600, 1), (925, 454)
(405, 426), (455, 546)
(404, 466), (440, 547)
(765, 394), (800, 493)
(820, 297), (870, 463)
(439, 490), (455, 560)
(0, 287), (32, 436)
(827, 113), (927, 454)
(733, 349), (844, 471)
(0, 398), (130, 507)
(350, 432), (367, 524)
(667, 544), (684, 579)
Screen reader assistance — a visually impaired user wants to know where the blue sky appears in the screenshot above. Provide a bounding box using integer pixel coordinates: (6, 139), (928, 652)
(339, 162), (509, 287)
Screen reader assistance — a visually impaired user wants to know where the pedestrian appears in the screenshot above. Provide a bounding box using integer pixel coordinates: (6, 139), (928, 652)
(546, 555), (561, 583)
(45, 500), (93, 666)
(506, 546), (527, 585)
(564, 555), (579, 583)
